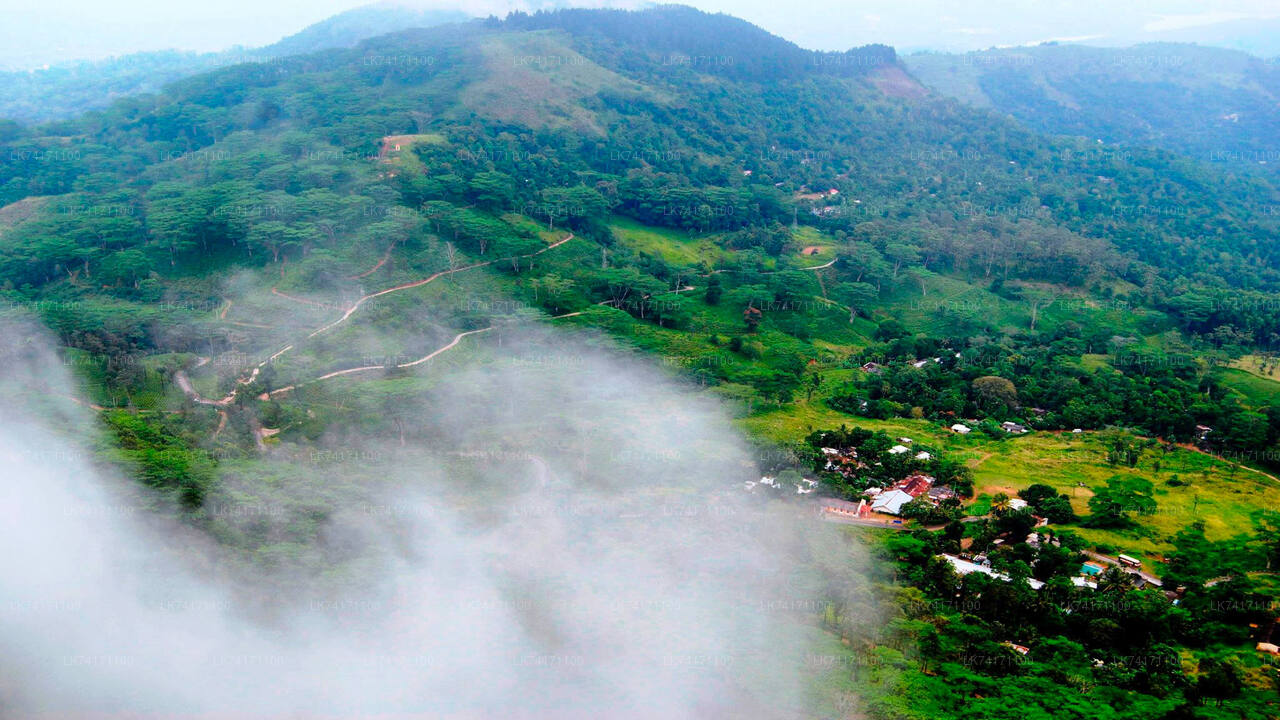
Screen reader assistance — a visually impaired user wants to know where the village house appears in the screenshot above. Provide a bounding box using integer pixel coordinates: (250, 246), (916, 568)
(927, 485), (956, 501)
(870, 489), (914, 515)
(820, 447), (866, 476)
(862, 472), (938, 515)
(1001, 421), (1028, 434)
(1002, 642), (1030, 656)
(818, 498), (863, 518)
(940, 554), (1046, 590)
(951, 423), (971, 434)
(897, 473), (934, 497)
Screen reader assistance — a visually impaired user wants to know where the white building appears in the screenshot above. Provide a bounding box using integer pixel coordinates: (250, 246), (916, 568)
(941, 554), (1045, 590)
(870, 489), (915, 515)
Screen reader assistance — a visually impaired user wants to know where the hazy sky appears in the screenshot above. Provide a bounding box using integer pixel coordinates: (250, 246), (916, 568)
(3, 0), (1280, 68)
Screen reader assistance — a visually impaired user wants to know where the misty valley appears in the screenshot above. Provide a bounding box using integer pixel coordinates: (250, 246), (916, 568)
(1, 3), (1280, 719)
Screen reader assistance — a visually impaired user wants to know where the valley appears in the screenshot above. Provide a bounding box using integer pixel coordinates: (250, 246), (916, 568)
(2, 4), (1280, 719)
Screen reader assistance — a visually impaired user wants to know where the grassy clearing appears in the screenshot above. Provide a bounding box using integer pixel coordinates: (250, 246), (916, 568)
(0, 195), (53, 237)
(463, 32), (649, 133)
(1229, 354), (1280, 381)
(871, 274), (1161, 340)
(608, 216), (729, 267)
(739, 401), (952, 446)
(1216, 365), (1280, 408)
(791, 226), (836, 261)
(967, 431), (1279, 552)
(379, 133), (447, 173)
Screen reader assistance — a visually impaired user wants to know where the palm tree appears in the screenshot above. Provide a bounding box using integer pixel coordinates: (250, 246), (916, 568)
(1098, 566), (1136, 594)
(991, 492), (1011, 516)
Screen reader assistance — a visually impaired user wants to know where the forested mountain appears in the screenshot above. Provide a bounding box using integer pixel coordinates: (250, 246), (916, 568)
(263, 4), (471, 57)
(5, 8), (1280, 329)
(0, 3), (470, 124)
(4, 6), (1280, 718)
(906, 43), (1280, 176)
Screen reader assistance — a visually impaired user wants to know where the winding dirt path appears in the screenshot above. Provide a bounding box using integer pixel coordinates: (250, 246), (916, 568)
(308, 233), (574, 340)
(60, 393), (106, 412)
(271, 287), (335, 309)
(264, 327), (494, 398)
(307, 261), (490, 338)
(800, 258), (837, 271)
(174, 366), (261, 407)
(348, 242), (395, 279)
(181, 233), (574, 408)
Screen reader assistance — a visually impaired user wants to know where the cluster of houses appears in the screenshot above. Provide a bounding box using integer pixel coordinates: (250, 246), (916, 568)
(939, 553), (1100, 591)
(816, 437), (958, 517)
(746, 475), (819, 495)
(860, 352), (965, 376)
(947, 420), (1027, 435)
(857, 359), (1049, 437)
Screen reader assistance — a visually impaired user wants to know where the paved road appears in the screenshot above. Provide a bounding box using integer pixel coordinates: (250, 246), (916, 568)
(1082, 550), (1163, 587)
(1205, 571), (1278, 587)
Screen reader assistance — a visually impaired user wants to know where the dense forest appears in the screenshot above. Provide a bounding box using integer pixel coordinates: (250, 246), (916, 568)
(906, 43), (1280, 178)
(2, 6), (1279, 719)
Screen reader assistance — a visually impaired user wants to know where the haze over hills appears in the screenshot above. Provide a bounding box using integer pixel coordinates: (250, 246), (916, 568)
(7, 1), (1280, 129)
(0, 4), (472, 124)
(906, 43), (1280, 175)
(4, 4), (1280, 718)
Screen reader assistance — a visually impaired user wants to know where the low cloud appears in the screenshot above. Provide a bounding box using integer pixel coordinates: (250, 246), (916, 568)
(0, 316), (873, 718)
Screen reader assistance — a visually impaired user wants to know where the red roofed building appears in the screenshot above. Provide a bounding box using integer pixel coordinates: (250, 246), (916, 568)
(896, 473), (935, 498)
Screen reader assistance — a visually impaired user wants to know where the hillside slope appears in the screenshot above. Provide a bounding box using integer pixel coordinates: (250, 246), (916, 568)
(3, 9), (1280, 717)
(906, 43), (1280, 175)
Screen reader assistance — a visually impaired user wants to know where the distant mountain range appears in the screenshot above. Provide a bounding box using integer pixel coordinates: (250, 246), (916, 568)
(0, 4), (471, 124)
(906, 42), (1280, 174)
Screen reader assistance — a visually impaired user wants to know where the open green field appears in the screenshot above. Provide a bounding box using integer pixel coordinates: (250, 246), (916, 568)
(608, 216), (732, 267)
(1216, 365), (1280, 408)
(1229, 354), (1280, 381)
(965, 430), (1280, 555)
(873, 275), (1163, 339)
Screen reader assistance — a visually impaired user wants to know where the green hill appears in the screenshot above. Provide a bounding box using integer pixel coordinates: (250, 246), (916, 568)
(905, 43), (1280, 176)
(4, 7), (1280, 718)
